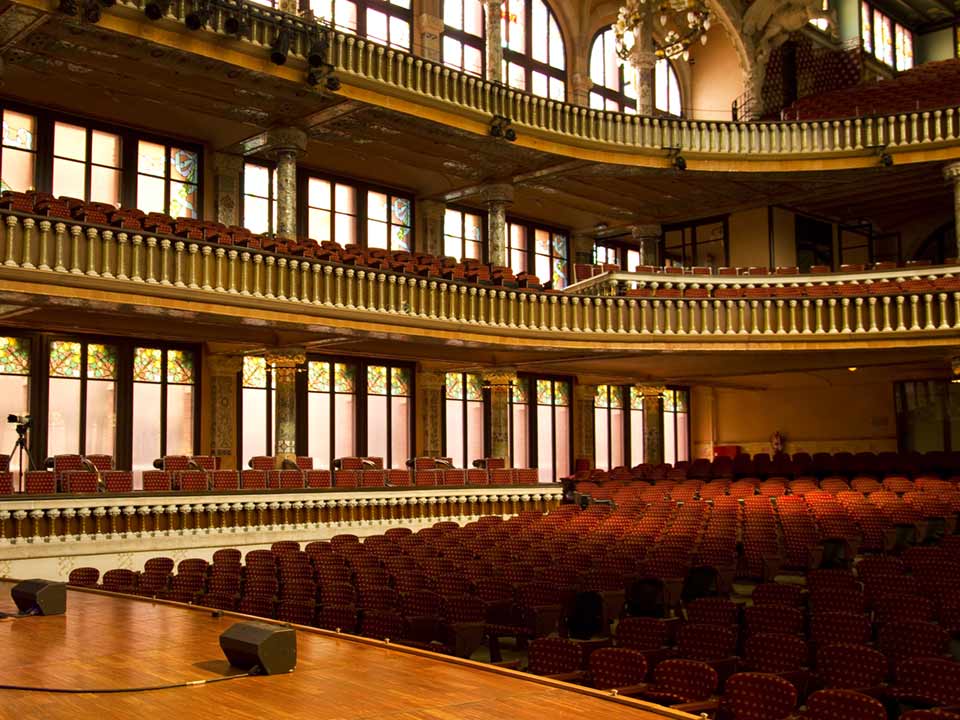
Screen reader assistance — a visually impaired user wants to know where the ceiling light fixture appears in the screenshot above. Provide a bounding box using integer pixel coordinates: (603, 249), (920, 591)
(613, 0), (711, 65)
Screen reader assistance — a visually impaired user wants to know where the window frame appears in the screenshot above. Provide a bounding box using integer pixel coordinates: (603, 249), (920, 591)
(443, 205), (487, 262)
(661, 386), (690, 465)
(515, 372), (573, 481)
(362, 361), (415, 468)
(241, 161), (278, 236)
(505, 215), (570, 288)
(442, 0), (486, 77)
(305, 0), (413, 50)
(0, 100), (203, 217)
(593, 384), (628, 471)
(661, 215), (729, 269)
(441, 371), (487, 467)
(501, 0), (567, 101)
(859, 1), (914, 71)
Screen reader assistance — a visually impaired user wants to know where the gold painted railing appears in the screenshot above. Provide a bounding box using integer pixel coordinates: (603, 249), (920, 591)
(107, 0), (960, 160)
(0, 486), (560, 547)
(3, 211), (960, 342)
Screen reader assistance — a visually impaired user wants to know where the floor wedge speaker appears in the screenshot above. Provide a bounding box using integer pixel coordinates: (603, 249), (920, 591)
(11, 579), (67, 616)
(219, 621), (297, 675)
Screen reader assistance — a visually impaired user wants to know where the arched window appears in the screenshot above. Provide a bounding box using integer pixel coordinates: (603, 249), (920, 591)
(443, 0), (484, 76)
(588, 28), (682, 116)
(309, 0), (412, 51)
(501, 0), (566, 100)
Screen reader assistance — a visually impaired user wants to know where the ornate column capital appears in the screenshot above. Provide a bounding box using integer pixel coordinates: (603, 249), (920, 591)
(482, 369), (517, 394)
(416, 369), (447, 390)
(262, 127), (308, 160)
(480, 183), (515, 208)
(418, 13), (444, 37)
(944, 162), (960, 183)
(213, 152), (244, 175)
(631, 224), (662, 240)
(265, 348), (307, 368)
(419, 198), (446, 222)
(207, 354), (244, 376)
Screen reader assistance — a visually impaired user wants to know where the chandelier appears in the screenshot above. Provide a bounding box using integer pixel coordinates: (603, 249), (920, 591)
(613, 0), (711, 64)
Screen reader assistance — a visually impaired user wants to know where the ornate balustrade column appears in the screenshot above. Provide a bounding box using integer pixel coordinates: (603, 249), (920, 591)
(266, 348), (306, 465)
(639, 385), (665, 465)
(483, 370), (517, 462)
(263, 128), (308, 241)
(416, 369), (445, 457)
(631, 223), (662, 267)
(482, 184), (514, 268)
(207, 355), (243, 470)
(483, 0), (503, 83)
(573, 383), (597, 469)
(945, 162), (960, 259)
(418, 199), (446, 258)
(213, 153), (244, 227)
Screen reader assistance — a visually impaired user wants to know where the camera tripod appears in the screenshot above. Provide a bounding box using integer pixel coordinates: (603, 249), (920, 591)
(7, 422), (34, 492)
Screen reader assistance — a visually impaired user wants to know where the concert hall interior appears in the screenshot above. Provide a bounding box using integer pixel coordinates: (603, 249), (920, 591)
(0, 0), (959, 717)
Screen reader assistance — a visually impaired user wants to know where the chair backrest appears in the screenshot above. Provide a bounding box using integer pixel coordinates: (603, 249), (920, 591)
(719, 672), (798, 720)
(527, 638), (582, 676)
(816, 643), (888, 690)
(67, 567), (100, 587)
(653, 659), (717, 701)
(744, 632), (808, 673)
(24, 470), (56, 494)
(102, 471), (133, 493)
(142, 470), (171, 491)
(210, 470), (239, 490)
(805, 689), (886, 720)
(752, 582), (803, 607)
(144, 557), (175, 575)
(676, 623), (737, 661)
(85, 454), (113, 472)
(895, 657), (960, 705)
(878, 620), (949, 661)
(615, 616), (669, 651)
(589, 648), (648, 689)
(685, 596), (738, 625)
(744, 603), (804, 635)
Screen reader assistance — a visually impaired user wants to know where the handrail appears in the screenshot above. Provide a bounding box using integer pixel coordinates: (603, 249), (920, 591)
(97, 0), (960, 164)
(3, 210), (960, 342)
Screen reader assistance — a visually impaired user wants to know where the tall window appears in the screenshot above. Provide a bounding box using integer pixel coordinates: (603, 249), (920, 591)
(1, 110), (36, 192)
(509, 377), (529, 467)
(366, 191), (412, 251)
(444, 208), (484, 261)
(506, 219), (569, 288)
(307, 177), (357, 246)
(502, 0), (565, 100)
(309, 0), (412, 50)
(662, 218), (726, 269)
(594, 385), (625, 471)
(629, 386), (645, 466)
(366, 364), (412, 467)
(443, 0), (484, 76)
(444, 372), (485, 468)
(241, 356), (274, 462)
(589, 29), (680, 115)
(47, 340), (117, 459)
(137, 141), (199, 219)
(861, 2), (912, 70)
(533, 377), (570, 482)
(307, 360), (356, 469)
(52, 122), (121, 206)
(243, 163), (277, 235)
(662, 388), (689, 465)
(594, 240), (641, 272)
(0, 336), (30, 473)
(132, 347), (196, 477)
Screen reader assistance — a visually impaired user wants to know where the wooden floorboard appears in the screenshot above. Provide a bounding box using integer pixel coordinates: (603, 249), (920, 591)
(0, 582), (692, 720)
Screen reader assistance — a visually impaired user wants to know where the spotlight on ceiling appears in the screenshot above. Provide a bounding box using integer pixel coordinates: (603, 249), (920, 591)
(847, 366), (858, 372)
(306, 65), (340, 92)
(490, 115), (516, 142)
(185, 0), (211, 30)
(57, 0), (77, 14)
(82, 0), (101, 22)
(270, 28), (291, 65)
(224, 12), (248, 36)
(672, 154), (687, 171)
(144, 0), (172, 20)
(880, 152), (893, 168)
(307, 35), (330, 68)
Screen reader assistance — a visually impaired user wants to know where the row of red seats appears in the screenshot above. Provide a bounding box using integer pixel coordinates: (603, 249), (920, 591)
(578, 259), (938, 282)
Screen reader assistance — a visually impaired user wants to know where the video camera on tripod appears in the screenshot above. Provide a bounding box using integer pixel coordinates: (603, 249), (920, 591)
(7, 414), (32, 430)
(7, 413), (34, 490)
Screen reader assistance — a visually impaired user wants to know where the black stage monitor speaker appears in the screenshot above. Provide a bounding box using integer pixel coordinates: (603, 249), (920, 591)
(11, 579), (67, 616)
(219, 621), (296, 675)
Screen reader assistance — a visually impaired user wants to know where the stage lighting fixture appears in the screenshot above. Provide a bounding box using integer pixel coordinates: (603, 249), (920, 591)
(144, 0), (172, 20)
(270, 28), (291, 65)
(307, 35), (329, 68)
(57, 0), (78, 15)
(489, 115), (516, 142)
(880, 152), (893, 167)
(673, 154), (687, 171)
(185, 0), (211, 30)
(82, 0), (101, 22)
(325, 75), (341, 91)
(224, 13), (248, 36)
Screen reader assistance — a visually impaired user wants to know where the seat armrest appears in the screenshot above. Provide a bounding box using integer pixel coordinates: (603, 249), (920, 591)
(494, 659), (521, 670)
(610, 682), (649, 696)
(674, 699), (720, 715)
(544, 670), (586, 683)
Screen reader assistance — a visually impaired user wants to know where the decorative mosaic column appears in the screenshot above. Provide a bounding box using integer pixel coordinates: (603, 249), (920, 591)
(265, 128), (308, 241)
(266, 348), (306, 465)
(483, 370), (516, 463)
(945, 162), (960, 260)
(213, 153), (244, 227)
(639, 385), (664, 465)
(483, 0), (503, 83)
(416, 369), (445, 457)
(573, 383), (597, 469)
(631, 223), (662, 267)
(633, 18), (656, 117)
(482, 184), (514, 268)
(418, 199), (446, 258)
(208, 355), (243, 470)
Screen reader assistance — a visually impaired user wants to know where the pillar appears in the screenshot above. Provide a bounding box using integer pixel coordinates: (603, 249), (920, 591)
(483, 369), (516, 463)
(483, 0), (503, 83)
(482, 184), (514, 267)
(631, 223), (662, 268)
(265, 348), (306, 465)
(633, 17), (656, 117)
(416, 12), (445, 62)
(212, 153), (243, 227)
(277, 0), (297, 14)
(207, 355), (243, 469)
(416, 369), (445, 457)
(263, 127), (308, 240)
(639, 385), (664, 465)
(418, 199), (446, 258)
(945, 162), (960, 260)
(571, 233), (595, 266)
(573, 383), (597, 470)
(570, 73), (593, 108)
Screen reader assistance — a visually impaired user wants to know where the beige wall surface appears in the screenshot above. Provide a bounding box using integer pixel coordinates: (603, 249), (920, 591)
(688, 25), (745, 121)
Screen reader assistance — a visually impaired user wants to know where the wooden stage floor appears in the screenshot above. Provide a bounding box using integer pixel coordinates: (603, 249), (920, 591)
(0, 582), (692, 720)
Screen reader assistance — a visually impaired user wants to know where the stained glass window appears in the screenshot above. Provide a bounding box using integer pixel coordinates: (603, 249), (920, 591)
(308, 361), (331, 392)
(446, 371), (464, 400)
(134, 347), (163, 383)
(512, 377), (528, 404)
(895, 23), (913, 70)
(445, 370), (485, 468)
(595, 384), (608, 409)
(49, 341), (82, 378)
(525, 376), (571, 482)
(444, 208), (484, 261)
(53, 122), (121, 206)
(501, 0), (565, 101)
(1, 110), (36, 193)
(391, 367), (411, 397)
(137, 141), (199, 219)
(861, 1), (873, 54)
(509, 220), (569, 289)
(335, 363), (355, 393)
(0, 336), (30, 375)
(243, 356), (268, 389)
(87, 344), (117, 380)
(443, 0), (484, 76)
(594, 384), (625, 471)
(663, 387), (689, 465)
(367, 191), (412, 251)
(304, 358), (357, 469)
(466, 373), (484, 401)
(367, 365), (388, 395)
(630, 386), (644, 411)
(536, 378), (552, 405)
(861, 2), (910, 70)
(629, 387), (645, 465)
(554, 381), (569, 406)
(167, 350), (194, 385)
